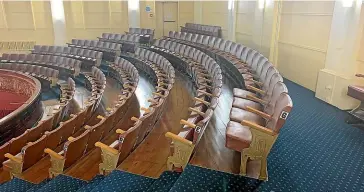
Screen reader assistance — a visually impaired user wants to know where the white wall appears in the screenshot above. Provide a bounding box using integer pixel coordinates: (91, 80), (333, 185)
(277, 1), (334, 91)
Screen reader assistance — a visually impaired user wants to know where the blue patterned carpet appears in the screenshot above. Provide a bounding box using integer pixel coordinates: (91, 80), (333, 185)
(259, 79), (364, 191)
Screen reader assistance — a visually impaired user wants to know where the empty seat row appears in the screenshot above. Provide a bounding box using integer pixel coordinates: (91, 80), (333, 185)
(32, 45), (103, 67)
(0, 63), (59, 86)
(68, 39), (122, 59)
(98, 33), (140, 43)
(127, 28), (155, 44)
(150, 39), (224, 171)
(1, 77), (77, 177)
(1, 53), (81, 76)
(181, 23), (221, 38)
(43, 60), (139, 177)
(164, 31), (294, 180)
(95, 48), (175, 174)
(109, 57), (139, 87)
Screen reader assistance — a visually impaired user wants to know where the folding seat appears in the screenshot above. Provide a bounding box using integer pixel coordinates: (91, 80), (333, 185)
(84, 40), (92, 48)
(101, 33), (110, 39)
(70, 39), (78, 47)
(226, 93), (292, 179)
(109, 33), (117, 41)
(90, 40), (98, 48)
(17, 54), (26, 63)
(48, 46), (57, 54)
(61, 47), (71, 57)
(24, 54), (35, 64)
(84, 116), (107, 152)
(0, 142), (10, 166)
(233, 68), (281, 100)
(8, 54), (19, 63)
(33, 45), (42, 54)
(3, 135), (48, 177)
(96, 119), (142, 174)
(114, 34), (123, 41)
(202, 36), (210, 46)
(45, 130), (91, 177)
(8, 130), (29, 157)
(54, 46), (63, 56)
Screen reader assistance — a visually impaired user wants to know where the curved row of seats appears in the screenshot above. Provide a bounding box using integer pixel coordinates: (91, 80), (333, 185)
(0, 77), (76, 177)
(98, 33), (140, 53)
(67, 39), (121, 61)
(164, 31), (293, 180)
(181, 23), (221, 38)
(94, 48), (175, 174)
(0, 63), (59, 87)
(127, 28), (155, 44)
(149, 39), (223, 171)
(98, 33), (140, 43)
(43, 61), (139, 178)
(32, 46), (103, 67)
(0, 54), (81, 76)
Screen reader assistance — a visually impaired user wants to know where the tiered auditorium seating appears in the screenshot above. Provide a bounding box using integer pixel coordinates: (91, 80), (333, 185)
(181, 23), (222, 38)
(127, 27), (155, 44)
(1, 77), (76, 178)
(0, 63), (59, 87)
(95, 48), (175, 174)
(43, 62), (138, 178)
(32, 45), (103, 67)
(149, 39), (224, 171)
(164, 31), (294, 180)
(0, 53), (81, 76)
(98, 33), (140, 52)
(67, 39), (121, 61)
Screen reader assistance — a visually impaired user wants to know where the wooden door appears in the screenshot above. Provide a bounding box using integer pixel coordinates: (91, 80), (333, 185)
(162, 2), (178, 36)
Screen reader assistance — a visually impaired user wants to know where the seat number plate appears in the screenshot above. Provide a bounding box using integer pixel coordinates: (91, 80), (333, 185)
(280, 111), (289, 120)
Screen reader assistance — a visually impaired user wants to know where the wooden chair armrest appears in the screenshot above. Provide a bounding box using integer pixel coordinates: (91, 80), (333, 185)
(246, 95), (268, 105)
(95, 142), (119, 155)
(70, 114), (75, 117)
(188, 107), (205, 116)
(165, 132), (193, 146)
(247, 85), (265, 95)
(68, 137), (75, 141)
(251, 79), (263, 86)
(197, 89), (213, 97)
(148, 98), (158, 104)
(193, 97), (210, 106)
(246, 106), (271, 120)
(131, 117), (139, 122)
(97, 115), (105, 120)
(124, 84), (135, 89)
(141, 107), (150, 113)
(44, 148), (64, 159)
(4, 153), (22, 164)
(156, 86), (168, 91)
(106, 107), (113, 111)
(200, 77), (212, 82)
(199, 83), (213, 89)
(158, 81), (168, 86)
(116, 129), (126, 134)
(84, 125), (92, 130)
(180, 119), (197, 128)
(153, 92), (164, 97)
(241, 120), (275, 136)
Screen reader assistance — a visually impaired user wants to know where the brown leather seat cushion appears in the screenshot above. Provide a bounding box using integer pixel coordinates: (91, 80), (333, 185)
(233, 88), (255, 99)
(348, 85), (364, 101)
(226, 121), (251, 152)
(232, 97), (262, 110)
(229, 107), (265, 125)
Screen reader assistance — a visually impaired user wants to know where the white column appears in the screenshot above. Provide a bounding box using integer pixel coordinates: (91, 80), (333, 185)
(128, 0), (140, 28)
(315, 0), (363, 109)
(50, 0), (66, 45)
(227, 0), (236, 41)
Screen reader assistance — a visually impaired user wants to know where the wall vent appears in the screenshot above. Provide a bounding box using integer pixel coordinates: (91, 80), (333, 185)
(0, 41), (36, 51)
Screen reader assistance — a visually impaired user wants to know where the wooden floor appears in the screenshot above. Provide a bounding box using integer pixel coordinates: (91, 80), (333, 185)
(0, 62), (241, 183)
